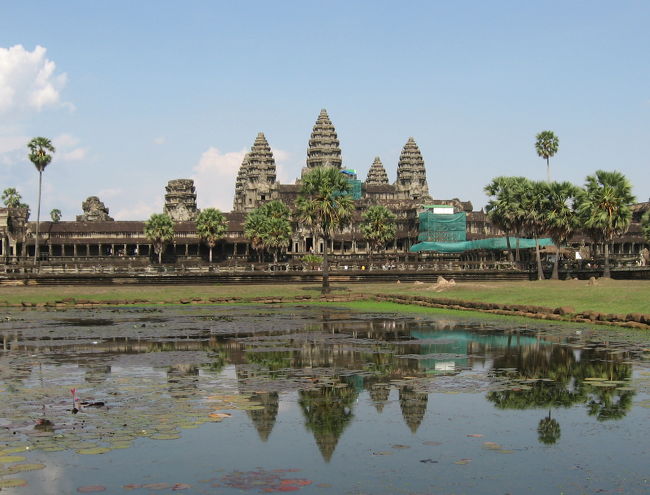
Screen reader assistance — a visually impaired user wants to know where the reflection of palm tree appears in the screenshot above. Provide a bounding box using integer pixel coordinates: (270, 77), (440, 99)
(399, 385), (428, 433)
(537, 410), (561, 445)
(298, 384), (357, 462)
(585, 387), (634, 421)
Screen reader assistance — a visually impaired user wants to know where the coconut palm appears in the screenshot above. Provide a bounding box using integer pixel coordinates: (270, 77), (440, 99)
(544, 181), (579, 279)
(575, 170), (635, 278)
(295, 166), (354, 294)
(144, 213), (174, 263)
(360, 205), (396, 268)
(535, 131), (559, 183)
(27, 137), (55, 261)
(196, 208), (228, 262)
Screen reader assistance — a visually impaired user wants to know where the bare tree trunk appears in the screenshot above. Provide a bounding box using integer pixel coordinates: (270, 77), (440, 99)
(603, 242), (611, 278)
(34, 170), (42, 263)
(535, 237), (545, 280)
(209, 245), (213, 263)
(505, 233), (513, 262)
(158, 248), (162, 264)
(321, 237), (330, 295)
(551, 244), (560, 280)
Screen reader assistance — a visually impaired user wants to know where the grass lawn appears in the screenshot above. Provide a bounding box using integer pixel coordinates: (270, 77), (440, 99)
(0, 279), (648, 315)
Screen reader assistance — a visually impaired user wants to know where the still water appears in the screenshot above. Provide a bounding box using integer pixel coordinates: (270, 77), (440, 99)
(1, 305), (649, 494)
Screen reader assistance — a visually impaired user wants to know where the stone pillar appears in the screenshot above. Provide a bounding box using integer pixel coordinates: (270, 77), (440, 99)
(185, 244), (189, 256)
(98, 243), (102, 257)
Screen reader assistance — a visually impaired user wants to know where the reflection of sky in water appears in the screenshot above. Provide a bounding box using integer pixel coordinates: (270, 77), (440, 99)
(1, 306), (650, 494)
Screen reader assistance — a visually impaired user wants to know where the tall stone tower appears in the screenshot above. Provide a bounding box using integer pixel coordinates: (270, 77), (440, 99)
(232, 133), (278, 213)
(303, 109), (342, 177)
(164, 179), (199, 221)
(395, 137), (431, 201)
(365, 157), (389, 185)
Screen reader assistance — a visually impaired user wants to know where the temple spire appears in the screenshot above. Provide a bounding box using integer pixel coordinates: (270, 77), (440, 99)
(233, 133), (278, 213)
(304, 109), (342, 177)
(395, 137), (430, 201)
(365, 156), (389, 185)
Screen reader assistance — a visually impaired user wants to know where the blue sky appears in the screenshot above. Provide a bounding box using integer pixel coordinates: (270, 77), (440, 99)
(1, 1), (649, 220)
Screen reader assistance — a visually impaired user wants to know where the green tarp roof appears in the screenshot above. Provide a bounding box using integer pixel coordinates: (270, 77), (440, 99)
(409, 237), (554, 254)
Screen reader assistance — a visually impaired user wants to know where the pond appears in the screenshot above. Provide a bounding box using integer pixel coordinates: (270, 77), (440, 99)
(1, 305), (649, 494)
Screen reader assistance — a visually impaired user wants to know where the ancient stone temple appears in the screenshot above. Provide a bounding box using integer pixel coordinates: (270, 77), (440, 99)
(365, 157), (389, 185)
(395, 137), (431, 201)
(77, 196), (114, 222)
(232, 133), (278, 213)
(164, 179), (198, 222)
(303, 109), (342, 177)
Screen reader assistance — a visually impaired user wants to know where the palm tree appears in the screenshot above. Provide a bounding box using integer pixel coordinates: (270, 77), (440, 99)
(50, 209), (62, 223)
(144, 213), (174, 263)
(295, 166), (354, 294)
(27, 137), (55, 261)
(544, 181), (579, 279)
(575, 170), (635, 278)
(261, 216), (292, 263)
(360, 205), (396, 269)
(535, 131), (559, 183)
(521, 180), (550, 280)
(537, 412), (561, 445)
(196, 208), (228, 262)
(2, 188), (23, 208)
(484, 177), (528, 262)
(244, 210), (267, 262)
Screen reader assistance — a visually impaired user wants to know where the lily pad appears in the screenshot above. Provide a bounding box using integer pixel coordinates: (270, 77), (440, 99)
(0, 455), (27, 463)
(0, 479), (28, 488)
(76, 447), (112, 455)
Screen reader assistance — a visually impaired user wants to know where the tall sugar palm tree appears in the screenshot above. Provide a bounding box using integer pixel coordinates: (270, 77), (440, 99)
(360, 204), (396, 269)
(576, 170), (635, 278)
(144, 213), (174, 263)
(535, 131), (559, 183)
(545, 181), (579, 279)
(27, 137), (55, 261)
(196, 208), (228, 262)
(295, 166), (354, 294)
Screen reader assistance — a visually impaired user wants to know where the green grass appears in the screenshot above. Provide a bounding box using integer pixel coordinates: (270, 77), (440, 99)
(0, 279), (648, 315)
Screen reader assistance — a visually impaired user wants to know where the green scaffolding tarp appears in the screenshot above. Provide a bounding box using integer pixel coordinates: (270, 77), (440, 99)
(417, 211), (467, 242)
(409, 237), (554, 253)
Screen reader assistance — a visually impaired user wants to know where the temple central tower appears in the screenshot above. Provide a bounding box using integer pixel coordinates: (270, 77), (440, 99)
(303, 109), (342, 177)
(395, 137), (431, 201)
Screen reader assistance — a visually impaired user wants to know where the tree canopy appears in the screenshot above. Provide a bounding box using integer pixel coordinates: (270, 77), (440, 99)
(144, 213), (174, 263)
(576, 170), (635, 278)
(535, 131), (559, 182)
(295, 166), (354, 293)
(196, 208), (228, 262)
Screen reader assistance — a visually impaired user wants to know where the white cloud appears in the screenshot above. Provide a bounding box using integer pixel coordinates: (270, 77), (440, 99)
(153, 136), (165, 145)
(191, 146), (293, 212)
(0, 44), (69, 114)
(191, 147), (247, 211)
(113, 198), (163, 221)
(53, 133), (87, 162)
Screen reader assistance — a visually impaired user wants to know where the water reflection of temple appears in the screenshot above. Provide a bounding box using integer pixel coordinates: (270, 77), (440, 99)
(1, 313), (637, 458)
